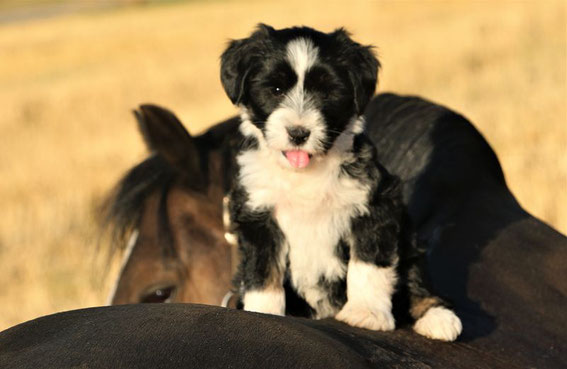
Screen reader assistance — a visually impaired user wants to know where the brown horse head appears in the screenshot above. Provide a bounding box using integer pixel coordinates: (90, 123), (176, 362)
(102, 105), (240, 306)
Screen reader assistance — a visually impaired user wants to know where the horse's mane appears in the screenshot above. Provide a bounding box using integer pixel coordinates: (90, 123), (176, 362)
(100, 154), (177, 258)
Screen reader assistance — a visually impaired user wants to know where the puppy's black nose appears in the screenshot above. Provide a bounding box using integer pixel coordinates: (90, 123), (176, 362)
(286, 126), (311, 146)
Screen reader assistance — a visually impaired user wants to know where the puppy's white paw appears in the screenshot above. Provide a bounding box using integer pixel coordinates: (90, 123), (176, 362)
(413, 306), (462, 341)
(335, 302), (395, 331)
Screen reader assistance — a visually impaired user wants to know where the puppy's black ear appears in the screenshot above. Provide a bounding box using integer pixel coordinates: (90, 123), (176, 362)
(220, 24), (274, 105)
(332, 28), (380, 114)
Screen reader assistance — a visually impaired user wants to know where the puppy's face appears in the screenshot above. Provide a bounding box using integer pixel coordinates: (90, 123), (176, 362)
(221, 25), (379, 169)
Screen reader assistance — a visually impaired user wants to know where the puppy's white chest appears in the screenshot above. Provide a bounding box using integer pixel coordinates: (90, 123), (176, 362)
(238, 150), (369, 214)
(276, 198), (349, 292)
(238, 150), (370, 298)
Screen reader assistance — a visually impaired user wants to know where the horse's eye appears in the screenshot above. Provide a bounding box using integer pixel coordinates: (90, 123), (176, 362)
(140, 285), (176, 303)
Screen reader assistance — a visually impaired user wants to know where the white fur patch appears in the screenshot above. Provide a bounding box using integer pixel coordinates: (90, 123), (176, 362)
(106, 229), (139, 305)
(286, 38), (318, 80)
(350, 116), (365, 135)
(243, 288), (286, 316)
(335, 260), (396, 331)
(238, 109), (262, 140)
(413, 306), (462, 341)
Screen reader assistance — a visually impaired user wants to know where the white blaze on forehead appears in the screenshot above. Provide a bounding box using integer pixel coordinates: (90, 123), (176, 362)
(283, 38), (319, 116)
(105, 229), (140, 305)
(286, 38), (318, 83)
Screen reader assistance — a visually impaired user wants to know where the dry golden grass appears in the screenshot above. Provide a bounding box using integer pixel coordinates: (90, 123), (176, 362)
(0, 0), (565, 330)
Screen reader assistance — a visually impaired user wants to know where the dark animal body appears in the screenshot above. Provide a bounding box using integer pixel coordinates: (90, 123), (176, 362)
(1, 93), (566, 368)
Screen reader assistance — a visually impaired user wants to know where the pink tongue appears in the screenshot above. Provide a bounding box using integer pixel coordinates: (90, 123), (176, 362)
(285, 150), (310, 169)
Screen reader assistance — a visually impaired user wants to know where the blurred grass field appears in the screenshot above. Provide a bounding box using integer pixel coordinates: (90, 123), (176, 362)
(0, 0), (565, 330)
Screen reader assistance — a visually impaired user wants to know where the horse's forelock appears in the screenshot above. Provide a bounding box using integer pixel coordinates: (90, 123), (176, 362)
(99, 155), (176, 259)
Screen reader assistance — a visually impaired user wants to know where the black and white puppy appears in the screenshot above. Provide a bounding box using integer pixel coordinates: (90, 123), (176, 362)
(221, 24), (462, 341)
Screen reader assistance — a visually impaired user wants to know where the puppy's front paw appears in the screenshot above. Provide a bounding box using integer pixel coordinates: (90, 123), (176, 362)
(335, 302), (395, 331)
(413, 306), (462, 341)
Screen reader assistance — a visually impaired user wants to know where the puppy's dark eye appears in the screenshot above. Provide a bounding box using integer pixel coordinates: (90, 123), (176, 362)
(272, 86), (284, 96)
(139, 285), (176, 303)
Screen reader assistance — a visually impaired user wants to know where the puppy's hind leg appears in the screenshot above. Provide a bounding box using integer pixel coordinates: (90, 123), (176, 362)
(403, 254), (462, 341)
(237, 245), (287, 316)
(230, 189), (287, 316)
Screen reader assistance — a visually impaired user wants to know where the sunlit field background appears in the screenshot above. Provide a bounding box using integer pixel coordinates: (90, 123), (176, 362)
(0, 0), (565, 330)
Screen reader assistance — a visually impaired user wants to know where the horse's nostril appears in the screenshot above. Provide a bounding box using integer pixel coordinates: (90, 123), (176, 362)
(286, 126), (311, 146)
